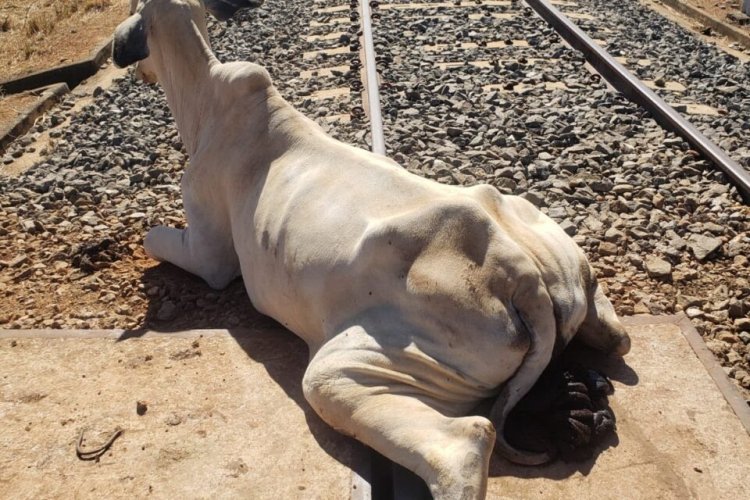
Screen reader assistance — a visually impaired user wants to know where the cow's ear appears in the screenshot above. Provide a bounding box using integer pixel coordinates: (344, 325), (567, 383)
(204, 0), (263, 21)
(112, 13), (149, 68)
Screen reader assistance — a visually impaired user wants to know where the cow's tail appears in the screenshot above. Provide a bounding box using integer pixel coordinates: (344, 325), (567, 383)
(490, 287), (557, 465)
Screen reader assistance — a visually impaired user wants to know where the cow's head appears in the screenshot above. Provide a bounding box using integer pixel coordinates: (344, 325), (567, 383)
(113, 0), (263, 82)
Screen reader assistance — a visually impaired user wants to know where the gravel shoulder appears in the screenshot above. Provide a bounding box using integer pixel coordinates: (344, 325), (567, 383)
(639, 0), (750, 60)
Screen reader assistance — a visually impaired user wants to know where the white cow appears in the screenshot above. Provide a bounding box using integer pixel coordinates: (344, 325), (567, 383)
(113, 1), (631, 498)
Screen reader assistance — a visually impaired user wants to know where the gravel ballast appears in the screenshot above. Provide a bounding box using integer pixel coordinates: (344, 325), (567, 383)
(0, 0), (748, 402)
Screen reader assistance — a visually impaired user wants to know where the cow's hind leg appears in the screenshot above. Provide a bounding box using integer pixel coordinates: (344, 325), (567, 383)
(489, 276), (557, 465)
(303, 331), (494, 500)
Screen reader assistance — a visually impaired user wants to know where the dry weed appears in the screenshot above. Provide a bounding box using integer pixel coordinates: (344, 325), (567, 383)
(0, 0), (125, 81)
(22, 40), (35, 60)
(25, 13), (55, 37)
(84, 0), (113, 12)
(21, 0), (110, 38)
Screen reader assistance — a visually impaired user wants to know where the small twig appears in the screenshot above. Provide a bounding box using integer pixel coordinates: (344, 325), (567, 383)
(76, 427), (123, 461)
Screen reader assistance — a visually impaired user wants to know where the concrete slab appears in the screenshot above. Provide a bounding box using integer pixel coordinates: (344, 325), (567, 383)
(437, 58), (555, 71)
(424, 40), (529, 52)
(316, 4), (348, 14)
(311, 87), (350, 100)
(0, 328), (364, 499)
(614, 56), (652, 67)
(380, 1), (511, 11)
(486, 315), (750, 499)
(2, 315), (749, 499)
(306, 32), (347, 42)
(670, 102), (722, 117)
(468, 13), (517, 20)
(302, 46), (350, 60)
(566, 12), (595, 20)
(642, 79), (687, 92)
(310, 18), (349, 27)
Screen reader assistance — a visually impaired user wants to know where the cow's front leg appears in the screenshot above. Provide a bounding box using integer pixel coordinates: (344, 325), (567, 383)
(303, 329), (494, 500)
(144, 223), (240, 290)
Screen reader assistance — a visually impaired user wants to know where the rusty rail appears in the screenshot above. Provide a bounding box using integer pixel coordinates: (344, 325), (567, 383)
(525, 0), (750, 203)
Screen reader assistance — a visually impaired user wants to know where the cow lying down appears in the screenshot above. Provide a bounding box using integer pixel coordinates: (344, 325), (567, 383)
(113, 1), (631, 498)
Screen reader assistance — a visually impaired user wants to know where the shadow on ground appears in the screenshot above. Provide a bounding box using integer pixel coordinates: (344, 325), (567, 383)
(124, 261), (641, 490)
(487, 342), (639, 480)
(118, 262), (361, 472)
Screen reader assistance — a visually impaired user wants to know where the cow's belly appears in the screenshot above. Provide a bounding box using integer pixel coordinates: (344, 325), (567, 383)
(240, 245), (529, 395)
(234, 204), (533, 393)
(232, 196), (374, 346)
(234, 233), (330, 345)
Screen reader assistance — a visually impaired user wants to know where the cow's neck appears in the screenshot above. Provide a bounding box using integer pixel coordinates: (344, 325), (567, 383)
(151, 19), (216, 156)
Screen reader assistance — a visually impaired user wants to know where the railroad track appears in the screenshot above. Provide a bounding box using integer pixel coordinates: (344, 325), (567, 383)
(325, 0), (750, 198)
(364, 0), (749, 378)
(292, 0), (384, 151)
(211, 0), (750, 201)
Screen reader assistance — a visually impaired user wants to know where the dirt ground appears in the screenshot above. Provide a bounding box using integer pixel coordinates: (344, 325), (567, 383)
(0, 0), (130, 134)
(0, 329), (360, 498)
(0, 0), (130, 81)
(1, 318), (748, 498)
(683, 0), (750, 30)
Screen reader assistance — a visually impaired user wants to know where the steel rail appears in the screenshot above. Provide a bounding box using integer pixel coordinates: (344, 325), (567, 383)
(358, 0), (387, 155)
(351, 2), (422, 495)
(524, 0), (750, 203)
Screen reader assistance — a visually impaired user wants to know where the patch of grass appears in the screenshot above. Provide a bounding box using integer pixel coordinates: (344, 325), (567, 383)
(0, 0), (127, 81)
(22, 0), (111, 38)
(54, 2), (79, 19)
(23, 40), (35, 60)
(25, 12), (56, 37)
